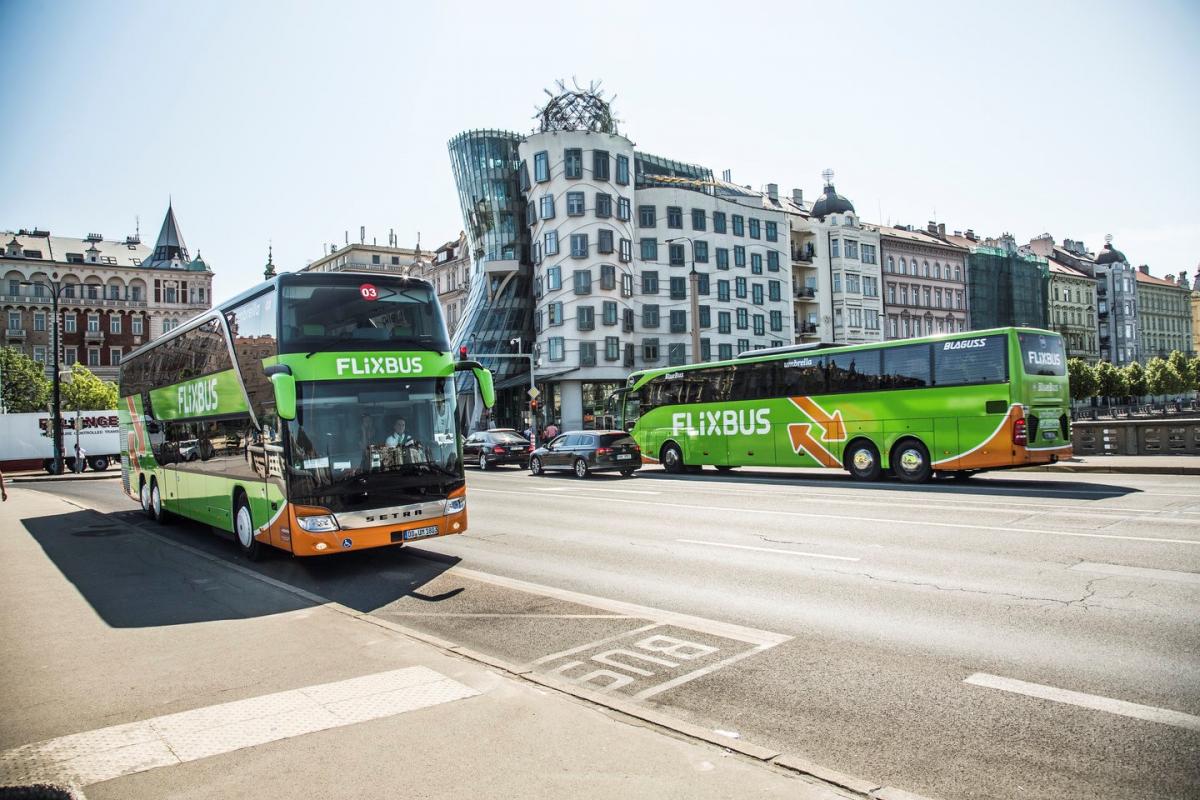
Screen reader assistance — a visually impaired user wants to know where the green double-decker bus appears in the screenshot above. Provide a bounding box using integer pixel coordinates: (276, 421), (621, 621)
(119, 271), (494, 558)
(612, 327), (1072, 483)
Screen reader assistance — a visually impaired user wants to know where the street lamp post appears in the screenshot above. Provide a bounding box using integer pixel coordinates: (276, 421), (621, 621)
(21, 279), (68, 474)
(666, 237), (703, 364)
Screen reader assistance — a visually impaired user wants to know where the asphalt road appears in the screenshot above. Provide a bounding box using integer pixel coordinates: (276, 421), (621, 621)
(36, 466), (1200, 800)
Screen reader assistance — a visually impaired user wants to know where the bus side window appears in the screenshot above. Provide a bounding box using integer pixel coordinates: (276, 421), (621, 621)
(881, 345), (931, 390)
(828, 351), (881, 393)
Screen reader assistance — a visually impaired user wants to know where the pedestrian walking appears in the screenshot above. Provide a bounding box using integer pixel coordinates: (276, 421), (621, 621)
(544, 422), (559, 439)
(74, 443), (86, 474)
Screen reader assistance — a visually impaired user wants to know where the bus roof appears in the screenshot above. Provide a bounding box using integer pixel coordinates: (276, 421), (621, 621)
(627, 326), (1059, 388)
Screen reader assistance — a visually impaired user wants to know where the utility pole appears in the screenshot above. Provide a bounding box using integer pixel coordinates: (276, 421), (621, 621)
(22, 278), (67, 473)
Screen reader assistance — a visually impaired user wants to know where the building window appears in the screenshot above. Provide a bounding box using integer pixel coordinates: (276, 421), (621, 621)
(130, 286), (142, 301)
(540, 196), (556, 219)
(33, 345), (47, 363)
(87, 348), (100, 367)
(87, 313), (100, 332)
(574, 269), (592, 293)
(713, 212), (727, 234)
(642, 338), (659, 362)
(861, 244), (876, 264)
(621, 274), (633, 298)
(640, 239), (658, 261)
(109, 315), (122, 334)
(667, 206), (683, 229)
(548, 302), (563, 326)
(694, 241), (709, 263)
(770, 310), (783, 332)
(831, 239), (840, 258)
(718, 311), (731, 334)
(564, 148), (582, 179)
(593, 150), (610, 181)
(670, 276), (687, 300)
(87, 285), (99, 300)
(735, 277), (747, 299)
(845, 240), (859, 259)
(669, 243), (685, 267)
(533, 242), (543, 265)
(567, 192), (585, 216)
(749, 219), (761, 239)
(642, 304), (661, 329)
(719, 343), (733, 360)
(733, 246), (746, 268)
(716, 248), (729, 270)
(110, 347), (122, 365)
(6, 311), (20, 330)
(691, 209), (706, 230)
(699, 305), (711, 327)
(64, 346), (77, 365)
(668, 342), (686, 366)
(63, 313), (77, 333)
(670, 309), (687, 333)
(571, 232), (590, 257)
(752, 284), (764, 305)
(549, 336), (565, 361)
(605, 336), (620, 361)
(33, 312), (46, 332)
(545, 230), (559, 255)
(768, 280), (781, 302)
(737, 308), (748, 330)
(616, 155), (630, 185)
(642, 271), (659, 294)
(603, 301), (618, 326)
(577, 341), (596, 367)
(697, 273), (709, 295)
(547, 266), (561, 290)
(700, 338), (711, 361)
(737, 338), (749, 354)
(595, 193), (612, 218)
(751, 253), (763, 274)
(623, 308), (635, 332)
(600, 263), (616, 289)
(887, 256), (895, 273)
(846, 274), (861, 294)
(765, 221), (778, 242)
(371, 254), (381, 265)
(578, 306), (595, 331)
(639, 205), (656, 227)
(717, 280), (730, 302)
(534, 151), (550, 182)
(619, 238), (632, 262)
(732, 215), (745, 236)
(768, 251), (782, 271)
(753, 314), (765, 335)
(617, 197), (631, 221)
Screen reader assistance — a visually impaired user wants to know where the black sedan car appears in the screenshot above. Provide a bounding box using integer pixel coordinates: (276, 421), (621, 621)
(529, 430), (641, 478)
(464, 429), (532, 470)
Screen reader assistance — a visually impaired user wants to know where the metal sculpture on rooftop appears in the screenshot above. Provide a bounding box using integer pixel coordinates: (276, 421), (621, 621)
(534, 79), (620, 134)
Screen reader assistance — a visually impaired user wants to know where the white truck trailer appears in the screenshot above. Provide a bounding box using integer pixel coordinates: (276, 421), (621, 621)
(0, 411), (121, 473)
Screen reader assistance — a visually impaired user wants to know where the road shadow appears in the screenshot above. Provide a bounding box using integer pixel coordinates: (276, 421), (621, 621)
(632, 467), (1141, 500)
(23, 507), (460, 627)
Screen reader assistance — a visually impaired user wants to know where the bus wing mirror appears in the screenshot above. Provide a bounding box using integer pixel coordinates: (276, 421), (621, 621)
(455, 360), (496, 409)
(270, 373), (297, 420)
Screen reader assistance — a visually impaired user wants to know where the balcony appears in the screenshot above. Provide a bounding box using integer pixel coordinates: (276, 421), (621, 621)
(791, 250), (815, 264)
(84, 329), (105, 343)
(793, 286), (817, 300)
(797, 322), (819, 334)
(4, 328), (27, 340)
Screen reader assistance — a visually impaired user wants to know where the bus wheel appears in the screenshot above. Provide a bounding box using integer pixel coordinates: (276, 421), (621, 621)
(845, 441), (882, 482)
(233, 492), (262, 561)
(661, 443), (685, 474)
(139, 477), (151, 516)
(150, 479), (167, 524)
(892, 439), (932, 484)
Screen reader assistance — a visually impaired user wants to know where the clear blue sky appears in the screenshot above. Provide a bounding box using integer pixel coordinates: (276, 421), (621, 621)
(2, 0), (1197, 303)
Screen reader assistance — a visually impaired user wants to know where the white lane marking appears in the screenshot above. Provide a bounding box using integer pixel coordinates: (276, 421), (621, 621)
(469, 487), (1200, 546)
(0, 667), (477, 787)
(447, 565), (790, 647)
(385, 612), (640, 619)
(540, 486), (661, 495)
(964, 672), (1200, 732)
(532, 624), (664, 665)
(1068, 562), (1200, 585)
(676, 539), (860, 562)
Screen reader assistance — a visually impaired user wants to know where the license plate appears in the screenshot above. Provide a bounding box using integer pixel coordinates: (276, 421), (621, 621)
(510, 447), (524, 452)
(1042, 431), (1055, 440)
(617, 453), (632, 460)
(402, 525), (440, 541)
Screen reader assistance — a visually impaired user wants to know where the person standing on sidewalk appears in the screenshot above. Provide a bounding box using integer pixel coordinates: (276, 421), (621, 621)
(1, 466), (7, 501)
(74, 442), (86, 474)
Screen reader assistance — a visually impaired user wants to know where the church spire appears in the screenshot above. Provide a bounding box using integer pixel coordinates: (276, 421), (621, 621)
(145, 200), (190, 268)
(264, 243), (276, 279)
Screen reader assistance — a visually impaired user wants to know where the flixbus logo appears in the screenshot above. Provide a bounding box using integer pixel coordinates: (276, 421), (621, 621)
(672, 409), (771, 436)
(335, 356), (424, 376)
(178, 378), (219, 415)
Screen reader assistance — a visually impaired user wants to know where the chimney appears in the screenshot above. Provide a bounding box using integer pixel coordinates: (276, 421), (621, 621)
(938, 223), (946, 237)
(1138, 264), (1149, 275)
(927, 221), (938, 235)
(792, 188), (803, 205)
(767, 183), (778, 201)
(1178, 271), (1190, 290)
(965, 229), (977, 241)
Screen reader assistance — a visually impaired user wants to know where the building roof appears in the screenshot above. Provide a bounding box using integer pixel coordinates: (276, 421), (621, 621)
(0, 230), (151, 268)
(143, 203), (191, 268)
(1135, 270), (1184, 289)
(875, 225), (967, 251)
(1094, 243), (1127, 264)
(809, 182), (855, 219)
(1047, 257), (1087, 277)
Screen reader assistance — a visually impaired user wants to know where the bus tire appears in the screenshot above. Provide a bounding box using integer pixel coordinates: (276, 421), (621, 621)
(891, 438), (932, 484)
(88, 456), (109, 472)
(845, 440), (882, 482)
(530, 456), (544, 476)
(139, 476), (151, 516)
(233, 490), (262, 561)
(149, 478), (167, 524)
(660, 442), (686, 474)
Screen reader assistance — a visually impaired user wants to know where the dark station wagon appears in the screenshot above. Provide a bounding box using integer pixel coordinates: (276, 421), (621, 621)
(529, 430), (641, 478)
(464, 428), (531, 470)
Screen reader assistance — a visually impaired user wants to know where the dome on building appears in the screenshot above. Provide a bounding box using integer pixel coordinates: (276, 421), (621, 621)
(810, 180), (855, 220)
(1095, 243), (1127, 264)
(535, 79), (619, 134)
(186, 249), (208, 272)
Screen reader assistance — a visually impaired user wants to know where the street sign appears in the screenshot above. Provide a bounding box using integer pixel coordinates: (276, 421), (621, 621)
(527, 387), (540, 400)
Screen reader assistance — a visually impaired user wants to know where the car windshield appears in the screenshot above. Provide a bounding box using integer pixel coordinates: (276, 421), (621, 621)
(285, 377), (460, 510)
(279, 279), (450, 354)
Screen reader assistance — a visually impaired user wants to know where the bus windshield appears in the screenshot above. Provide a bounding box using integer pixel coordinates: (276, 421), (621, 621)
(286, 377), (460, 511)
(1017, 332), (1066, 376)
(280, 280), (449, 354)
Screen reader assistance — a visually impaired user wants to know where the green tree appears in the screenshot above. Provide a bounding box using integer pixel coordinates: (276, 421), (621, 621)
(1166, 350), (1191, 395)
(1067, 358), (1097, 401)
(0, 346), (51, 412)
(61, 365), (118, 411)
(1189, 354), (1200, 391)
(1122, 361), (1147, 398)
(1144, 357), (1171, 398)
(1093, 360), (1126, 404)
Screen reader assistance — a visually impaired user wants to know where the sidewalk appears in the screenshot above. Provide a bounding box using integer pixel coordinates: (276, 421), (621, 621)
(1017, 455), (1200, 475)
(0, 488), (862, 800)
(7, 471), (120, 484)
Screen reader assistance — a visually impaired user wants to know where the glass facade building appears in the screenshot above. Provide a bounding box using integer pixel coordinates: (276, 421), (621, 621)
(967, 248), (1049, 330)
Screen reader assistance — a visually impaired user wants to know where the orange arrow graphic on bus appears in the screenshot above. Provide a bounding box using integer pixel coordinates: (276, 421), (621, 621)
(786, 396), (847, 468)
(790, 396), (846, 441)
(787, 423), (841, 467)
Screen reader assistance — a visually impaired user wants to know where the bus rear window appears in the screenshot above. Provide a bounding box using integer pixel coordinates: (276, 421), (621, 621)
(280, 281), (449, 353)
(1017, 333), (1066, 376)
(933, 335), (1007, 386)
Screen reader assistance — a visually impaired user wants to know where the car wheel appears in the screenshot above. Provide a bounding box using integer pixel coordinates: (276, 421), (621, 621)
(150, 479), (167, 524)
(661, 443), (685, 474)
(530, 456), (544, 476)
(574, 458), (590, 479)
(478, 453), (489, 471)
(892, 439), (932, 484)
(845, 440), (882, 482)
(89, 456), (110, 472)
(233, 492), (262, 560)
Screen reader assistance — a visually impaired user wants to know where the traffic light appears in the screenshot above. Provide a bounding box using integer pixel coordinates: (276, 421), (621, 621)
(458, 345), (468, 361)
(530, 399), (539, 411)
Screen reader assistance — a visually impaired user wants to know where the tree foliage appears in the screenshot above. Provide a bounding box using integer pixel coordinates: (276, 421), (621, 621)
(1189, 355), (1200, 391)
(61, 365), (118, 411)
(0, 346), (51, 412)
(1093, 360), (1126, 400)
(1144, 357), (1171, 397)
(1165, 350), (1192, 395)
(1122, 361), (1147, 397)
(1066, 358), (1096, 401)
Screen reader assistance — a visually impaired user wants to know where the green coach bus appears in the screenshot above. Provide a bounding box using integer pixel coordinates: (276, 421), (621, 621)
(610, 327), (1071, 483)
(119, 271), (494, 558)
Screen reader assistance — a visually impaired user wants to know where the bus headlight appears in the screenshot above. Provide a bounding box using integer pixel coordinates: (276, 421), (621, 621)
(296, 514), (339, 532)
(446, 496), (466, 514)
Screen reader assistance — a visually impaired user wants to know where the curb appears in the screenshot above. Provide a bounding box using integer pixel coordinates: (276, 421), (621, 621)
(10, 473), (121, 484)
(1015, 464), (1200, 475)
(33, 490), (940, 800)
